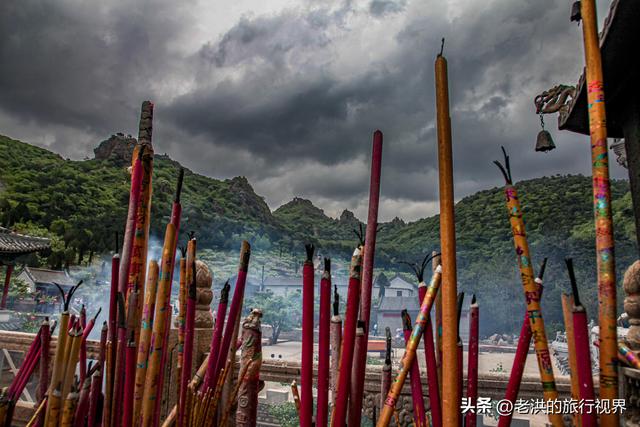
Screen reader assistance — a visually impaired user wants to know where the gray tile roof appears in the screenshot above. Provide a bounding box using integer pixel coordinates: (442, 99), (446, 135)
(0, 227), (50, 256)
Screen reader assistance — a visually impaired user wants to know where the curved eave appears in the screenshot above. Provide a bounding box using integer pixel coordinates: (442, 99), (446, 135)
(558, 0), (640, 139)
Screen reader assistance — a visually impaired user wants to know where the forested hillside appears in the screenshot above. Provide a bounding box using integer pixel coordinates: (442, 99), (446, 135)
(1, 133), (636, 333)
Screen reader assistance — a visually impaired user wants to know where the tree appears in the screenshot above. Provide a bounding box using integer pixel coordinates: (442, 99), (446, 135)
(376, 272), (390, 299)
(246, 291), (301, 345)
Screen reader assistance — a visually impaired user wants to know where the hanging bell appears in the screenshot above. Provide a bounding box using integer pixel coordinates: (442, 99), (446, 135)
(535, 130), (556, 152)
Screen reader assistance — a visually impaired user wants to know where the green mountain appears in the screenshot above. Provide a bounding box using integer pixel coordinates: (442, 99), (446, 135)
(1, 133), (637, 334)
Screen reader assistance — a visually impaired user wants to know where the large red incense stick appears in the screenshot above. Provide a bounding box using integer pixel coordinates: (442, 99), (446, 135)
(178, 245), (197, 427)
(497, 259), (546, 427)
(465, 296), (479, 427)
(210, 241), (251, 392)
(567, 258), (596, 427)
(122, 333), (137, 427)
(119, 150), (144, 299)
(350, 130), (383, 426)
(425, 316), (441, 427)
(330, 246), (362, 427)
(111, 294), (127, 427)
(316, 258), (331, 427)
(88, 368), (102, 427)
(203, 281), (230, 390)
(75, 376), (91, 427)
(330, 286), (342, 408)
(301, 244), (315, 427)
(402, 310), (427, 427)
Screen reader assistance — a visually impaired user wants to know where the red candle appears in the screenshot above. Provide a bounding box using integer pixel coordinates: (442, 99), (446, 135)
(316, 258), (332, 427)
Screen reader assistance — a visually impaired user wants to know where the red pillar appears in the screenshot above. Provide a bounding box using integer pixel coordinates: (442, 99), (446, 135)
(1, 264), (14, 309)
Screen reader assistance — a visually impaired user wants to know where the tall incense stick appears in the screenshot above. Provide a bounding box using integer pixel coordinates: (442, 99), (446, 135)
(435, 41), (459, 427)
(578, 2), (618, 423)
(494, 148), (563, 427)
(317, 258), (332, 427)
(350, 130), (383, 427)
(301, 244), (315, 427)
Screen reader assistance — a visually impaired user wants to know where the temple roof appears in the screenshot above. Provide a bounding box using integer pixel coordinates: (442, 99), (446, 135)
(0, 226), (50, 260)
(559, 0), (640, 137)
(20, 266), (75, 288)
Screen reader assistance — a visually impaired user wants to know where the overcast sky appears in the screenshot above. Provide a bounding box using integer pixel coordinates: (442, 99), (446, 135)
(0, 0), (625, 221)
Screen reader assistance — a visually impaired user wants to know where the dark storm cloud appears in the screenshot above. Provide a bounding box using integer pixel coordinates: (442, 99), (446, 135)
(369, 0), (408, 16)
(0, 0), (622, 220)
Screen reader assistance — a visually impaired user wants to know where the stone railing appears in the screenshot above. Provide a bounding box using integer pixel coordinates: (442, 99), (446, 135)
(0, 329), (574, 426)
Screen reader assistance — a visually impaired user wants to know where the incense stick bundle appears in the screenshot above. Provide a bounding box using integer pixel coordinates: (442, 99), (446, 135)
(465, 296), (479, 427)
(329, 286), (341, 409)
(141, 223), (177, 427)
(218, 298), (243, 425)
(401, 310), (427, 427)
(380, 328), (391, 412)
(316, 258), (331, 427)
(161, 355), (211, 427)
(178, 240), (197, 427)
(210, 241), (251, 394)
(494, 149), (562, 427)
(235, 309), (263, 426)
(567, 258), (596, 427)
(301, 244), (315, 427)
(61, 325), (83, 406)
(350, 130), (383, 427)
(498, 260), (546, 427)
(203, 281), (230, 390)
(377, 265), (441, 427)
(134, 260), (160, 422)
(46, 315), (70, 424)
(330, 246), (362, 427)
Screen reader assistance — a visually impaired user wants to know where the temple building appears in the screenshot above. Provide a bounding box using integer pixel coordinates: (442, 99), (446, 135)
(0, 226), (50, 309)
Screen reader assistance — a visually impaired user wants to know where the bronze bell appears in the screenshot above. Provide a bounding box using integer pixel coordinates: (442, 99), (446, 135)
(535, 129), (556, 152)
